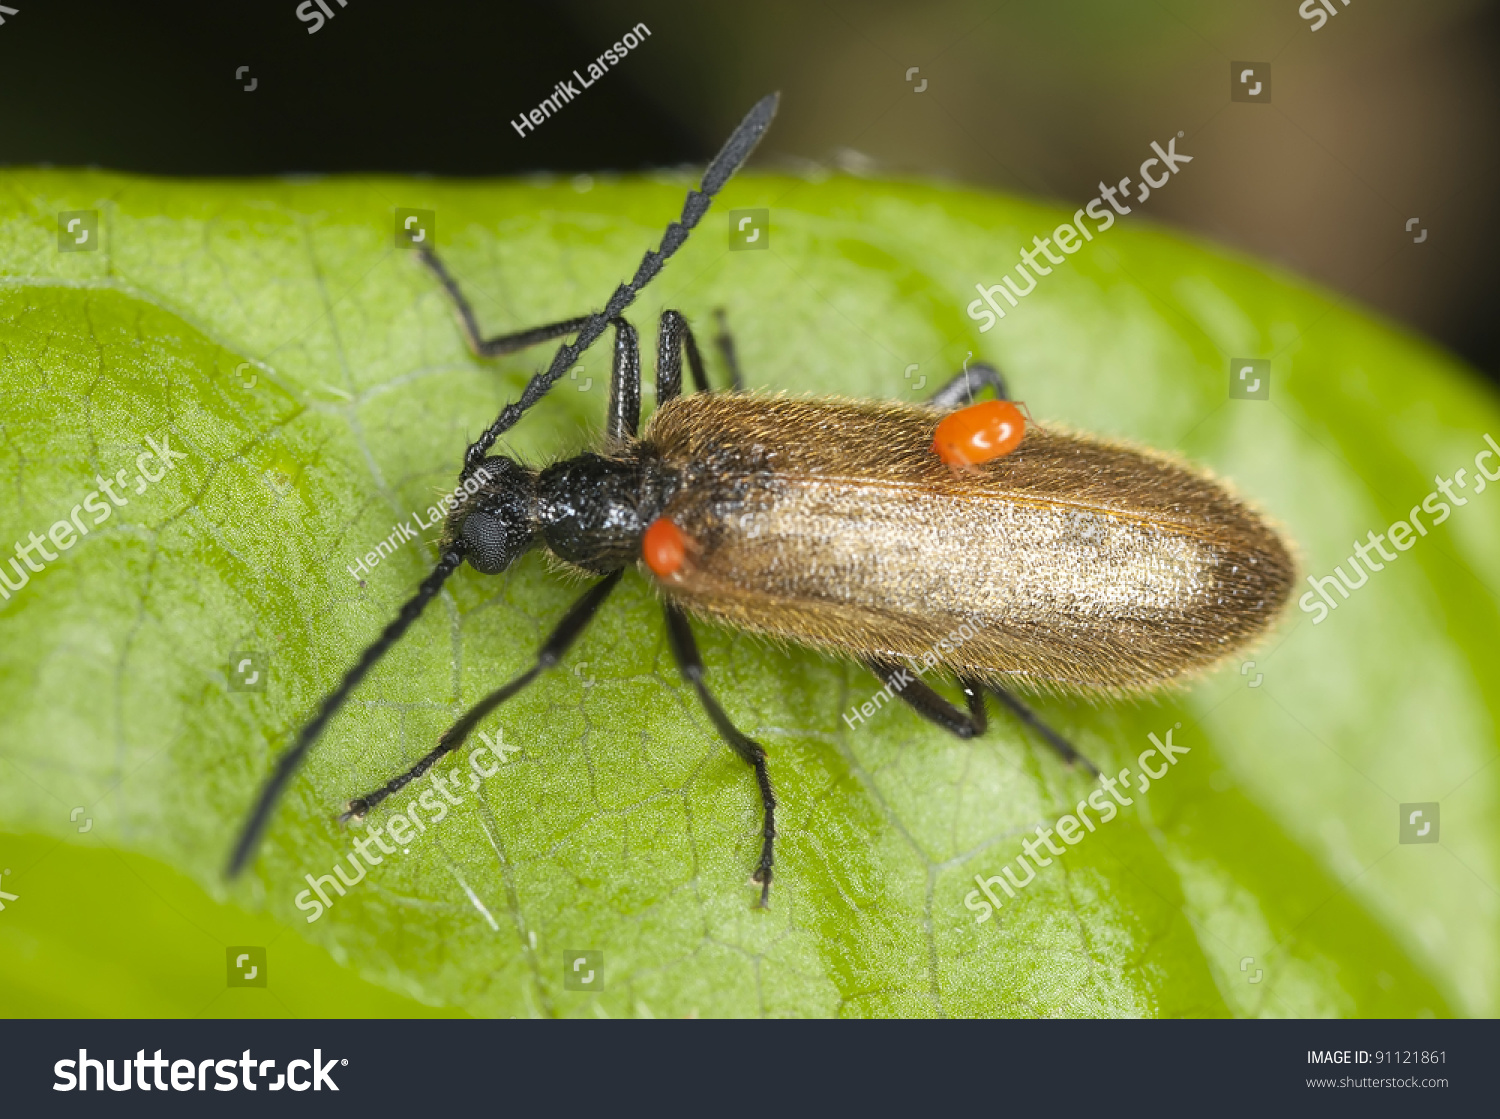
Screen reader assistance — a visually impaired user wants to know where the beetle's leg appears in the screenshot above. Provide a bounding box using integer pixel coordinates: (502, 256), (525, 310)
(423, 237), (643, 440)
(987, 685), (1101, 777)
(654, 309), (710, 406)
(663, 603), (777, 907)
(605, 317), (641, 441)
(415, 245), (591, 359)
(927, 361), (1009, 409)
(713, 308), (745, 391)
(339, 570), (623, 822)
(866, 659), (988, 737)
(870, 660), (1101, 776)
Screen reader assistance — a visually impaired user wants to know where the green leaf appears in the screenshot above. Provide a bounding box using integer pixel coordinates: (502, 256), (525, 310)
(2, 168), (1496, 1017)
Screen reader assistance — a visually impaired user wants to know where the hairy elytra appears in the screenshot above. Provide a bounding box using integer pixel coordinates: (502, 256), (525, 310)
(555, 392), (1296, 697)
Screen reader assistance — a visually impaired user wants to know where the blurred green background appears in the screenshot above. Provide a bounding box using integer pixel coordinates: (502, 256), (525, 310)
(4, 0), (1496, 380)
(0, 833), (464, 1016)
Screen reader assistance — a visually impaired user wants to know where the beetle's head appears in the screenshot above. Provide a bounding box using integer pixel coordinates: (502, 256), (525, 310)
(449, 456), (538, 575)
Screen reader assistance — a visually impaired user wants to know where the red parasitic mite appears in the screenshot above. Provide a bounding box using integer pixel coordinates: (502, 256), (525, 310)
(932, 398), (1026, 468)
(642, 516), (693, 580)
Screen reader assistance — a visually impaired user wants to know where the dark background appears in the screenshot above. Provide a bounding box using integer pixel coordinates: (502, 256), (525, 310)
(2, 0), (1496, 382)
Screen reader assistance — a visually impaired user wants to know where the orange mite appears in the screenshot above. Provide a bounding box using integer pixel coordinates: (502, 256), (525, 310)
(643, 516), (691, 578)
(931, 399), (1026, 467)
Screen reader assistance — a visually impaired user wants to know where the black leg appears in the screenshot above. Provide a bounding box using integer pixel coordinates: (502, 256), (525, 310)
(663, 604), (777, 907)
(417, 245), (591, 359)
(655, 309), (710, 407)
(988, 684), (1101, 777)
(867, 659), (988, 738)
(714, 309), (745, 392)
(605, 318), (641, 442)
(341, 570), (623, 822)
(927, 361), (1009, 410)
(870, 660), (1100, 776)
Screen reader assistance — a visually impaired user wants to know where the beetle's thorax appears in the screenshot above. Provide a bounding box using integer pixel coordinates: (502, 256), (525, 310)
(535, 446), (681, 574)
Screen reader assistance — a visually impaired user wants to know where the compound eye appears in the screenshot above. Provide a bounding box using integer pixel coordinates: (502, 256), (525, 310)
(932, 400), (1026, 468)
(461, 511), (512, 574)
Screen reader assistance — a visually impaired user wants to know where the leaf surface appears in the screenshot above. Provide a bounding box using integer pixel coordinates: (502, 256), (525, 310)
(1, 169), (1495, 1017)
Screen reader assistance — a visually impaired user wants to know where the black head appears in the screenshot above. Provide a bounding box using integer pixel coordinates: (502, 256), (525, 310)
(450, 456), (538, 574)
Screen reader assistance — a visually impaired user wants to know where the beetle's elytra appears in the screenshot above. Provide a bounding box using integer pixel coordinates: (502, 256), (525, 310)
(229, 92), (1296, 907)
(631, 393), (1293, 696)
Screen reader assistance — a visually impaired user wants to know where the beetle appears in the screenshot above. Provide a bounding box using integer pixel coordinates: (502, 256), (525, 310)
(229, 92), (1295, 906)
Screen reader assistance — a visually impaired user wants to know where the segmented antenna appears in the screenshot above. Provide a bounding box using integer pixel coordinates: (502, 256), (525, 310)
(226, 93), (780, 878)
(227, 549), (466, 877)
(460, 91), (780, 478)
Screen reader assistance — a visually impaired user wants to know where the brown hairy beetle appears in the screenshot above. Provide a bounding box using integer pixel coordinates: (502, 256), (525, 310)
(230, 93), (1295, 906)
